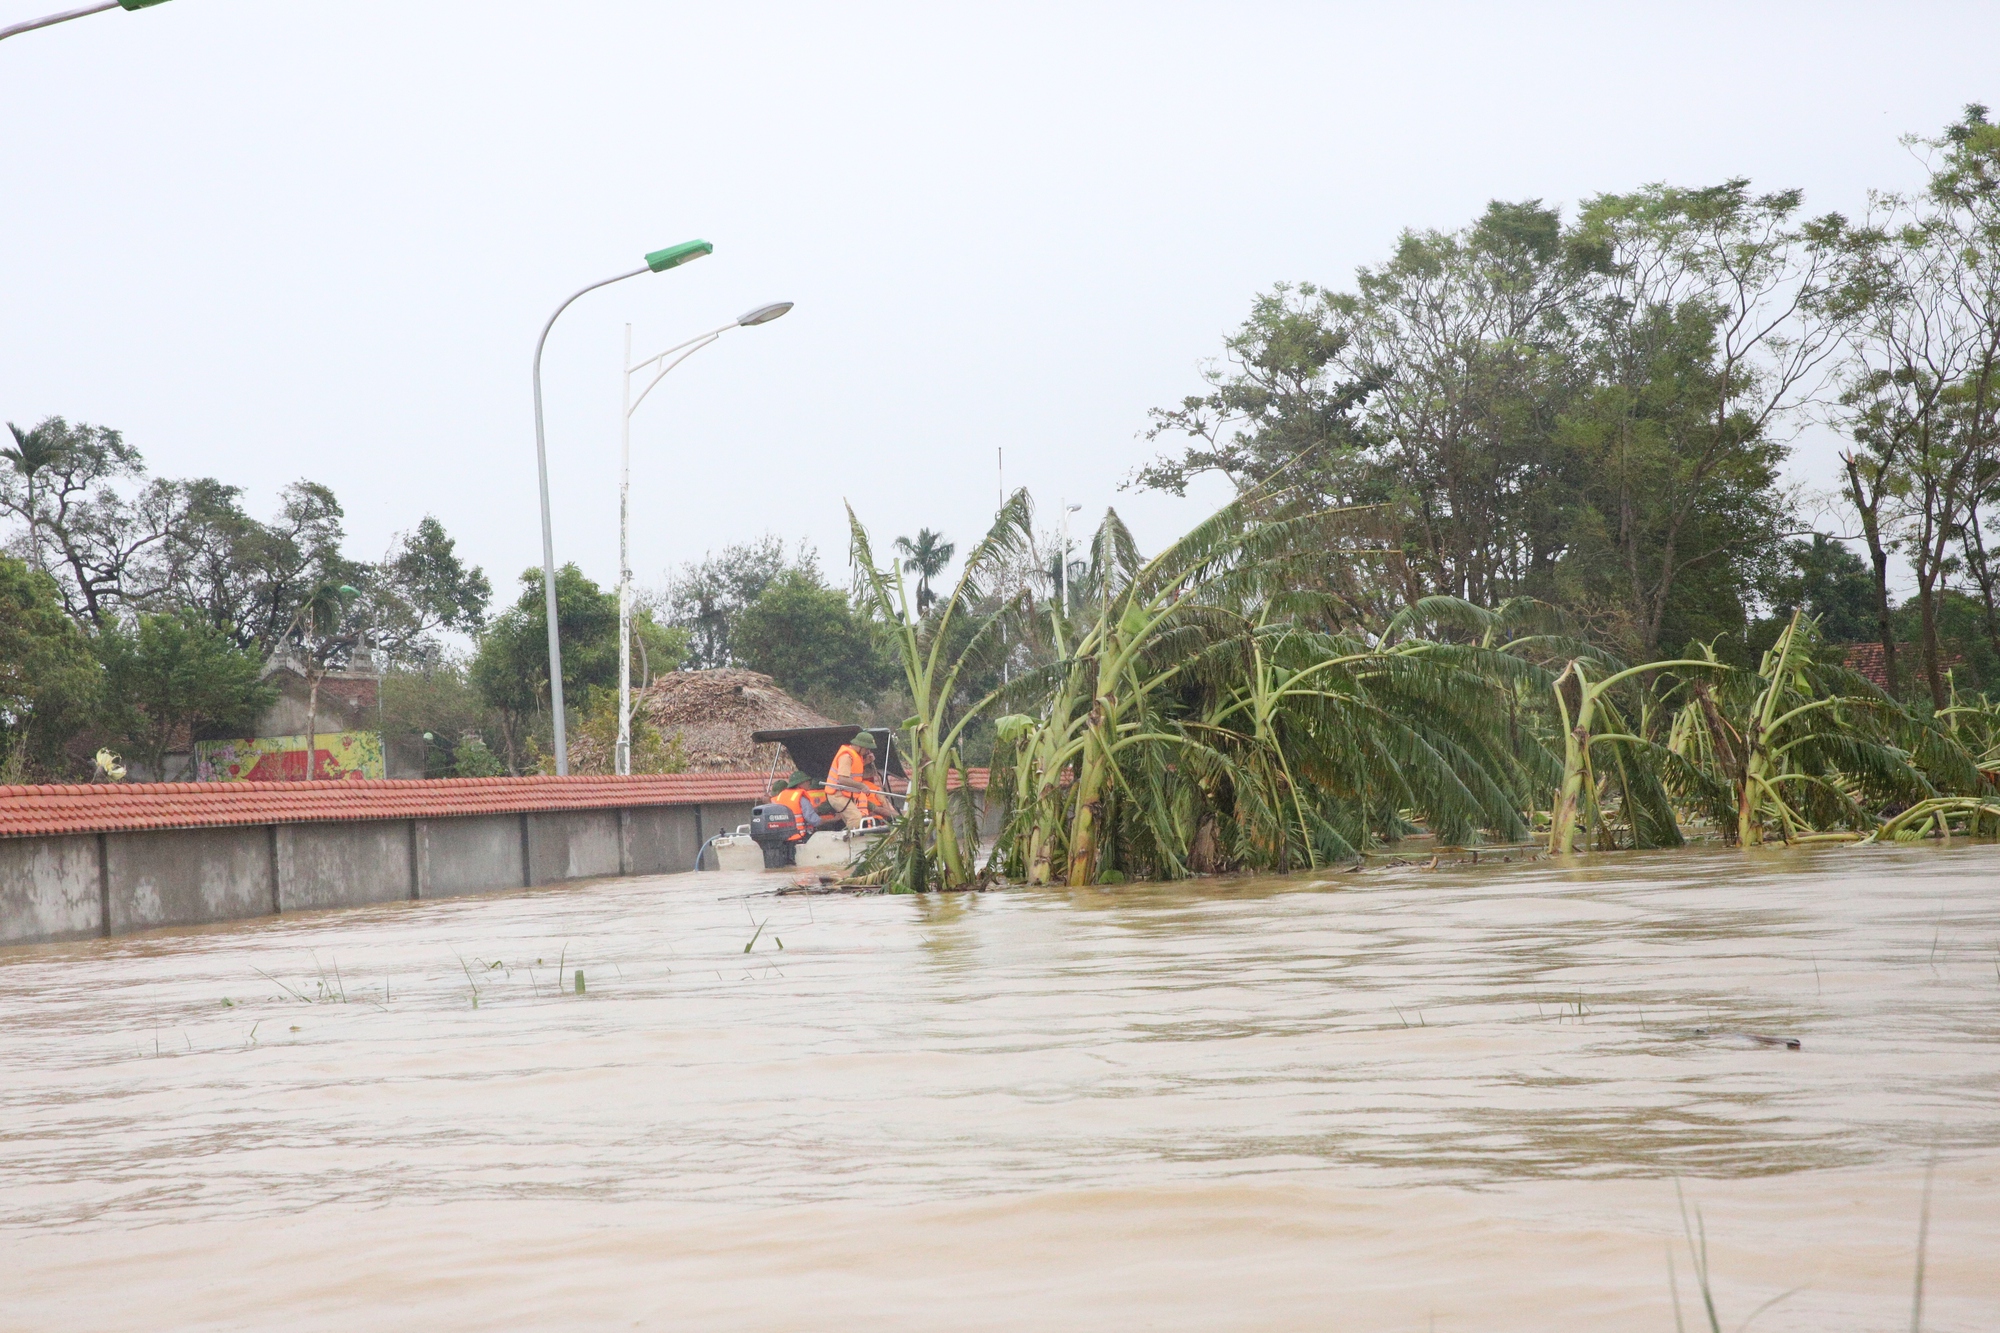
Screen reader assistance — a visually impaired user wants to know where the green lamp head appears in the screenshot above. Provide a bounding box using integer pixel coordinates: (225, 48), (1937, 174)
(645, 240), (713, 273)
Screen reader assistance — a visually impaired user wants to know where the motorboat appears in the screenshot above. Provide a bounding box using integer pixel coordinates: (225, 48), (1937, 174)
(707, 725), (901, 873)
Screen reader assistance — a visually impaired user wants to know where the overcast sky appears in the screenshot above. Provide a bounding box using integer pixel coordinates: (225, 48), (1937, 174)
(2, 2), (1990, 609)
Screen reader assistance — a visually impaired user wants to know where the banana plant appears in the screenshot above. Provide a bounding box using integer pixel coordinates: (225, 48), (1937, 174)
(847, 490), (1034, 890)
(1547, 654), (1719, 854)
(1663, 613), (1961, 844)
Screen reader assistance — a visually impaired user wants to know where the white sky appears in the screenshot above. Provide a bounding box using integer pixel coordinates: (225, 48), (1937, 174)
(2, 1), (1990, 608)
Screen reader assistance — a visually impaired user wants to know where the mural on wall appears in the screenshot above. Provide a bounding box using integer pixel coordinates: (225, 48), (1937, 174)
(191, 732), (385, 782)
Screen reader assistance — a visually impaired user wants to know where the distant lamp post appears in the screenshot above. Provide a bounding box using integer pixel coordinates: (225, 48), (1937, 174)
(1059, 502), (1082, 611)
(615, 300), (793, 775)
(0, 0), (172, 43)
(532, 240), (712, 777)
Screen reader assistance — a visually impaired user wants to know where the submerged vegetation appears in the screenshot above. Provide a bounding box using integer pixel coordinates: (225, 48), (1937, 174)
(847, 484), (2000, 891)
(844, 104), (2000, 890)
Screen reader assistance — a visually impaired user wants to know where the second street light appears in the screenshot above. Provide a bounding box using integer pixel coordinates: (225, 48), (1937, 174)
(532, 240), (711, 777)
(615, 300), (793, 775)
(0, 0), (171, 43)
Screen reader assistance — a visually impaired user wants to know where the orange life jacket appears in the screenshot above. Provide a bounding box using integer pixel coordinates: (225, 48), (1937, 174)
(826, 745), (889, 816)
(772, 786), (821, 840)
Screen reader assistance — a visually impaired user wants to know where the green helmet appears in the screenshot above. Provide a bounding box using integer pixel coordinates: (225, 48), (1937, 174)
(787, 770), (816, 788)
(849, 731), (877, 750)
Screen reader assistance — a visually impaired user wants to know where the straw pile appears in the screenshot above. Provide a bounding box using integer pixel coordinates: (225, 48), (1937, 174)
(636, 669), (837, 772)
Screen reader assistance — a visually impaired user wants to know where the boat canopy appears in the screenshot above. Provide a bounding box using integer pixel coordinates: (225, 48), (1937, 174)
(749, 725), (905, 782)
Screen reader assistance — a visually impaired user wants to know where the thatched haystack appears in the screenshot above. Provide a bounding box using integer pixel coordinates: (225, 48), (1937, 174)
(638, 669), (837, 772)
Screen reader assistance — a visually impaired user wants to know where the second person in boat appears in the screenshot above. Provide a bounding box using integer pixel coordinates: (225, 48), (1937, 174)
(824, 731), (894, 829)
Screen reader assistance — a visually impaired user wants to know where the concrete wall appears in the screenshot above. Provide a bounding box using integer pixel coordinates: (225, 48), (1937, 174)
(277, 822), (414, 913)
(105, 826), (276, 934)
(527, 811), (620, 886)
(624, 807), (701, 876)
(0, 798), (760, 947)
(0, 790), (986, 947)
(0, 834), (102, 944)
(420, 814), (529, 898)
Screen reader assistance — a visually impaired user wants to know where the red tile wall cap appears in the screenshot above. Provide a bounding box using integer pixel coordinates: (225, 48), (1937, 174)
(0, 774), (774, 840)
(0, 768), (991, 840)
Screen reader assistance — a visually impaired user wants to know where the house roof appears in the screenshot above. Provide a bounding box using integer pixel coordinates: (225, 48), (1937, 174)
(1840, 641), (1961, 690)
(0, 773), (773, 839)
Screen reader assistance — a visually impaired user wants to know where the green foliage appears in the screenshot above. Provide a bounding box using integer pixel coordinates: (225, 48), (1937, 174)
(449, 736), (507, 778)
(473, 565), (615, 713)
(1140, 184), (1833, 661)
(470, 564), (684, 774)
(0, 418), (491, 672)
(568, 685), (688, 776)
(1, 416), (501, 782)
(848, 491), (1035, 891)
(856, 483), (1998, 885)
(1755, 534), (1878, 647)
(659, 535), (815, 669)
(0, 555), (99, 780)
(1656, 613), (1978, 846)
(992, 497), (1542, 885)
(1890, 592), (2000, 695)
(96, 610), (275, 781)
(379, 658), (494, 779)
(1136, 281), (1372, 507)
(732, 569), (893, 708)
(369, 516), (492, 659)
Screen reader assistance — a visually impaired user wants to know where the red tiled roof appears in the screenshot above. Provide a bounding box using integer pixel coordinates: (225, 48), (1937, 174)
(0, 768), (995, 839)
(1840, 641), (1962, 690)
(0, 774), (772, 839)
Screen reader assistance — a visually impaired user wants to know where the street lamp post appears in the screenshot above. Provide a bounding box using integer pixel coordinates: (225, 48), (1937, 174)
(0, 0), (170, 43)
(615, 300), (792, 775)
(532, 240), (711, 777)
(1059, 501), (1082, 612)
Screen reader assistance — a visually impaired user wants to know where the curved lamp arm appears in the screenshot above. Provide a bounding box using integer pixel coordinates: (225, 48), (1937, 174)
(1, 0), (168, 43)
(533, 239), (711, 775)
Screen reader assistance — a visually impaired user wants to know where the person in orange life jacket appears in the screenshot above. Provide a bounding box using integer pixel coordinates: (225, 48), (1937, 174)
(768, 771), (824, 842)
(824, 731), (892, 829)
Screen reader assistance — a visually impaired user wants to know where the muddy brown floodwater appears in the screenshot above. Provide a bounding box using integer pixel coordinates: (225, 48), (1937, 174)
(2, 844), (1997, 1330)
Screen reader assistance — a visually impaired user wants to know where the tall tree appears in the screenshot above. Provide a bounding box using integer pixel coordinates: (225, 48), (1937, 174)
(362, 516), (492, 667)
(1327, 200), (1589, 605)
(96, 610), (274, 782)
(1565, 179), (1841, 657)
(1136, 282), (1374, 507)
(733, 568), (893, 706)
(473, 565), (679, 773)
(1758, 533), (1878, 644)
(0, 417), (182, 627)
(1138, 191), (1830, 655)
(1929, 106), (2000, 678)
(2, 420), (66, 572)
(659, 536), (812, 668)
(893, 528), (956, 614)
(0, 555), (99, 780)
(1831, 108), (2000, 707)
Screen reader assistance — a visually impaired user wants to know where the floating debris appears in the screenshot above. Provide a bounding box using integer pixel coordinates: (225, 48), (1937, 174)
(1689, 1028), (1802, 1050)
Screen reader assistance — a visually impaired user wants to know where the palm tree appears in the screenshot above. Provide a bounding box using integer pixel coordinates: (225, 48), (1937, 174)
(893, 528), (956, 615)
(3, 420), (66, 570)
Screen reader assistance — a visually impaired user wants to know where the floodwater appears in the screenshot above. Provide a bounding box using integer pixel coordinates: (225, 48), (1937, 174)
(2, 845), (1997, 1331)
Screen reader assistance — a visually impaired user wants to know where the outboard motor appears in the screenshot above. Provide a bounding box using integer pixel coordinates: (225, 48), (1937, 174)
(748, 802), (800, 868)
